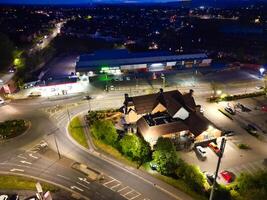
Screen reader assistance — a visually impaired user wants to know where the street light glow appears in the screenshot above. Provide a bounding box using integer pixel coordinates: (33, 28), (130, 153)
(259, 67), (265, 75)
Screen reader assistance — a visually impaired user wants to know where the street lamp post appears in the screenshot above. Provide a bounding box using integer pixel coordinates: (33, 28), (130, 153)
(209, 137), (227, 200)
(47, 128), (61, 159)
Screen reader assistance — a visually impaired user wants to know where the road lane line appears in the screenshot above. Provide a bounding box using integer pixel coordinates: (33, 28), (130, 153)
(29, 154), (39, 159)
(57, 174), (71, 180)
(10, 168), (24, 172)
(70, 186), (84, 192)
(76, 182), (90, 190)
(117, 186), (128, 192)
(17, 155), (27, 159)
(20, 160), (32, 165)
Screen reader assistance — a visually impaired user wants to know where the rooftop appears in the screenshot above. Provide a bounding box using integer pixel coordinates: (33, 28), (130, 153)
(76, 49), (208, 70)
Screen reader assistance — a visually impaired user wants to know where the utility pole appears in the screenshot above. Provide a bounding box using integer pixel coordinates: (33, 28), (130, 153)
(209, 137), (227, 200)
(47, 128), (61, 159)
(67, 106), (71, 128)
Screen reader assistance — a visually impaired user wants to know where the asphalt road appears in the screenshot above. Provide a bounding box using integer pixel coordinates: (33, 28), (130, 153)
(0, 71), (265, 200)
(0, 96), (192, 200)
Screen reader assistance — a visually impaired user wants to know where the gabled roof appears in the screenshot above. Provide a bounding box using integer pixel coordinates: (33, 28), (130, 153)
(126, 90), (196, 117)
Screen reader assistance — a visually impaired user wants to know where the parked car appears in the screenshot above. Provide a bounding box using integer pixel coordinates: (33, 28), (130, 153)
(0, 195), (8, 200)
(195, 146), (207, 160)
(261, 106), (267, 112)
(208, 142), (221, 155)
(0, 98), (4, 105)
(220, 170), (234, 183)
(223, 130), (235, 137)
(255, 86), (264, 90)
(245, 124), (258, 135)
(224, 107), (236, 115)
(150, 162), (158, 170)
(83, 95), (92, 100)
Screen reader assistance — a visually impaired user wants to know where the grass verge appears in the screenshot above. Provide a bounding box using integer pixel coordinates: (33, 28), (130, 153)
(144, 168), (207, 200)
(0, 175), (59, 192)
(92, 138), (138, 168)
(68, 116), (89, 149)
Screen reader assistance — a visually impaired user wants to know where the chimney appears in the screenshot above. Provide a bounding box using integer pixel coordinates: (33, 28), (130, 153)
(189, 89), (194, 96)
(124, 93), (129, 101)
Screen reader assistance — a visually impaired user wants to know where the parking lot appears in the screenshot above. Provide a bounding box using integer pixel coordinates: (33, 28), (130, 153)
(180, 96), (267, 184)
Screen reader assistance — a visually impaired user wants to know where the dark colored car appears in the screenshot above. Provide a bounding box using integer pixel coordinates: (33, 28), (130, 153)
(223, 130), (235, 137)
(224, 107), (236, 115)
(245, 124), (258, 135)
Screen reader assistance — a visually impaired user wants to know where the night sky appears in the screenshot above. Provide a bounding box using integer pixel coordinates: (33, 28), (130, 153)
(0, 0), (265, 4)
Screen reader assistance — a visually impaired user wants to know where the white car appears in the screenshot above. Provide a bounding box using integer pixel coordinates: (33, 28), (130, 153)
(0, 195), (8, 200)
(195, 146), (207, 159)
(255, 86), (264, 90)
(0, 98), (4, 105)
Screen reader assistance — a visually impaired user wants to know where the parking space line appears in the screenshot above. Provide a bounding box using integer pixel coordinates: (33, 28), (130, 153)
(123, 189), (134, 197)
(110, 183), (121, 190)
(117, 186), (128, 192)
(103, 179), (115, 186)
(129, 193), (141, 200)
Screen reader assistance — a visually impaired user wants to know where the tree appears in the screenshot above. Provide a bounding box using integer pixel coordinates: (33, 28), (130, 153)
(119, 134), (151, 165)
(0, 33), (14, 71)
(91, 120), (118, 146)
(152, 137), (178, 175)
(175, 160), (207, 194)
(236, 171), (267, 200)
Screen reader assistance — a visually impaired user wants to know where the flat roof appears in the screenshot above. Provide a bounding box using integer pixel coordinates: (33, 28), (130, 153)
(76, 49), (208, 71)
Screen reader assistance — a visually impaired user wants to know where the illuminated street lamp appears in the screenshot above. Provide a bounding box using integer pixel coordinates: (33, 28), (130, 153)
(216, 90), (222, 95)
(259, 67), (265, 76)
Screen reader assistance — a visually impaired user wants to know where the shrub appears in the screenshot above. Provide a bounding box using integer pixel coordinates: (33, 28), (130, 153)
(91, 120), (118, 146)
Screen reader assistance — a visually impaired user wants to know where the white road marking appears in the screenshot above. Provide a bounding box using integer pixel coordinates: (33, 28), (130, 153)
(70, 185), (84, 192)
(10, 168), (24, 172)
(57, 174), (71, 180)
(29, 154), (39, 159)
(20, 160), (32, 165)
(117, 186), (128, 192)
(129, 193), (141, 200)
(103, 179), (115, 186)
(17, 155), (27, 159)
(123, 189), (134, 197)
(78, 177), (91, 184)
(76, 182), (91, 190)
(110, 183), (121, 189)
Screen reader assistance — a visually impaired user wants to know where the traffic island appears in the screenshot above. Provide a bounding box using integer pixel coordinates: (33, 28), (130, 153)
(68, 116), (89, 149)
(0, 175), (58, 191)
(0, 119), (30, 140)
(0, 175), (76, 200)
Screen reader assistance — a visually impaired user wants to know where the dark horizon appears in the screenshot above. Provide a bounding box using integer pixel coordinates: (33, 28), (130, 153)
(0, 0), (267, 6)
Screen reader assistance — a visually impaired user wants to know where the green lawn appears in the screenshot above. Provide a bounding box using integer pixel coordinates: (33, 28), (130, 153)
(68, 116), (89, 149)
(0, 175), (58, 191)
